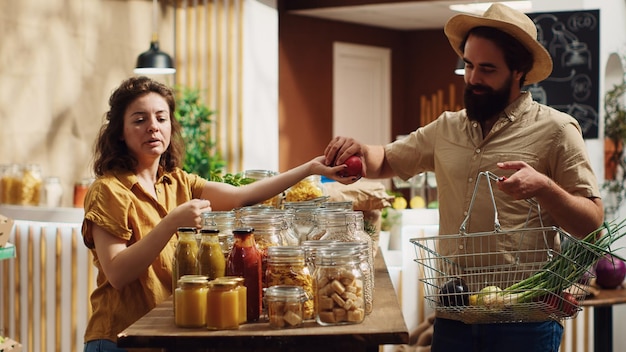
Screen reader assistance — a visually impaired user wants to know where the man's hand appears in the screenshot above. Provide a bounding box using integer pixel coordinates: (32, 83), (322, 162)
(496, 161), (551, 200)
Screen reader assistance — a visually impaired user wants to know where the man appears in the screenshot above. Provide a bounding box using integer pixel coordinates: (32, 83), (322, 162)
(324, 3), (603, 351)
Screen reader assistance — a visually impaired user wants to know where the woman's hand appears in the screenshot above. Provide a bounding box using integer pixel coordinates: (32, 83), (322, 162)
(167, 199), (212, 230)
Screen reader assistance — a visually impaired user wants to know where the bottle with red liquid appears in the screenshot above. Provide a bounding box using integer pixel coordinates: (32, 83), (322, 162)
(226, 227), (262, 322)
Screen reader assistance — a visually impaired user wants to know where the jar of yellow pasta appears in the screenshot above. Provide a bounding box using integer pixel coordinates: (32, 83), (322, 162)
(284, 175), (324, 202)
(266, 246), (314, 319)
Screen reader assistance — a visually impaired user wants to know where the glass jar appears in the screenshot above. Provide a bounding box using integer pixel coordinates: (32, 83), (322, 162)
(197, 228), (226, 280)
(43, 177), (63, 208)
(322, 200), (353, 210)
(18, 164), (42, 206)
(242, 169), (282, 208)
(238, 214), (287, 290)
(265, 285), (308, 328)
(73, 178), (93, 208)
(226, 227), (263, 322)
(314, 245), (365, 326)
(173, 227), (199, 304)
(174, 275), (209, 328)
(206, 279), (240, 330)
(301, 240), (339, 276)
(282, 202), (322, 244)
(266, 246), (314, 320)
(317, 211), (374, 315)
(0, 164), (20, 205)
(284, 175), (324, 202)
(202, 210), (236, 257)
(217, 276), (247, 324)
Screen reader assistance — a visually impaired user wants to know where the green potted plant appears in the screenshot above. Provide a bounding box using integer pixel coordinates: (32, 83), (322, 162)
(602, 79), (626, 216)
(175, 87), (252, 186)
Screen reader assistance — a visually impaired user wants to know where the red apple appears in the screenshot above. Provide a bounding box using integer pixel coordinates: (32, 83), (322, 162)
(338, 155), (363, 178)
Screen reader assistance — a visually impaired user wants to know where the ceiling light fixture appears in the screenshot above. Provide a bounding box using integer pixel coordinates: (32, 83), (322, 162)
(134, 0), (176, 75)
(449, 1), (532, 15)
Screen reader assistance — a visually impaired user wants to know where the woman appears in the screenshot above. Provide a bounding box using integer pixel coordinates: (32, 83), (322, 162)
(82, 76), (343, 351)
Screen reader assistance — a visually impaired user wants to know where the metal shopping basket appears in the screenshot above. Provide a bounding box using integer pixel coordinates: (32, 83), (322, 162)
(410, 171), (600, 324)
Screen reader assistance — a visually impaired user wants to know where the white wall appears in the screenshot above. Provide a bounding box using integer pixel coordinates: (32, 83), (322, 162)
(242, 0), (279, 172)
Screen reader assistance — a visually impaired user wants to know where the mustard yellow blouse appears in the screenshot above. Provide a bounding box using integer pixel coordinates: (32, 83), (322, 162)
(81, 167), (207, 343)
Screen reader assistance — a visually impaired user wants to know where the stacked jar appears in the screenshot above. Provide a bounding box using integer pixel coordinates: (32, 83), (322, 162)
(313, 245), (365, 326)
(266, 246), (314, 320)
(283, 201), (323, 244)
(241, 169), (282, 208)
(308, 210), (374, 315)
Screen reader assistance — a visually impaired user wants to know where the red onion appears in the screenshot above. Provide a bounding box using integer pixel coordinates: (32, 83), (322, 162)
(595, 255), (626, 289)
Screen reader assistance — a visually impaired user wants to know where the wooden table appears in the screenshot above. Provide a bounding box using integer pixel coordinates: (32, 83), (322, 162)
(581, 285), (626, 352)
(117, 252), (409, 352)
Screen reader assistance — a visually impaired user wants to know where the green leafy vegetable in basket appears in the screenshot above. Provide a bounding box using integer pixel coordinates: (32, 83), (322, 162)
(492, 219), (626, 306)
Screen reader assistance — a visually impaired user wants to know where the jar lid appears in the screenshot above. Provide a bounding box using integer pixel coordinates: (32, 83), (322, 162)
(232, 227), (254, 235)
(208, 279), (237, 290)
(178, 275), (209, 288)
(200, 228), (220, 234)
(177, 227), (197, 233)
(265, 285), (308, 301)
(216, 276), (245, 286)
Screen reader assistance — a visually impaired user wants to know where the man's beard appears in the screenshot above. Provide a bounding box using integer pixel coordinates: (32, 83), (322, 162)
(464, 77), (512, 123)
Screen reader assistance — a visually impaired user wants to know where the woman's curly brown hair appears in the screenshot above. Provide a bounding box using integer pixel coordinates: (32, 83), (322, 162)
(92, 76), (185, 176)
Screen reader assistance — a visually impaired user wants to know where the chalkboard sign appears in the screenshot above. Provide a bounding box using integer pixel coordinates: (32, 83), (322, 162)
(526, 10), (599, 139)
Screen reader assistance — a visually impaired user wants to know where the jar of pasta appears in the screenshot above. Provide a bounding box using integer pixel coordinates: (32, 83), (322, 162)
(266, 246), (314, 319)
(284, 175), (324, 203)
(314, 245), (365, 326)
(206, 279), (240, 330)
(175, 275), (209, 328)
(265, 285), (308, 328)
(197, 228), (226, 280)
(18, 164), (42, 206)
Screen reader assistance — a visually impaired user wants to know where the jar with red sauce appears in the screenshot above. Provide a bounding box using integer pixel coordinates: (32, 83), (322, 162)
(226, 227), (262, 322)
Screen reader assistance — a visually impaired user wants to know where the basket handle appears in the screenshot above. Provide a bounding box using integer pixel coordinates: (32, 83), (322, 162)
(459, 171), (544, 235)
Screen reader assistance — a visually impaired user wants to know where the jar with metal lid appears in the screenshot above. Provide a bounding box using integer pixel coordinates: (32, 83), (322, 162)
(197, 228), (226, 280)
(173, 227), (199, 308)
(265, 285), (309, 328)
(206, 279), (240, 330)
(202, 210), (236, 257)
(226, 227), (262, 322)
(313, 245), (365, 326)
(73, 178), (93, 208)
(174, 275), (209, 328)
(266, 246), (314, 319)
(216, 276), (247, 324)
(321, 200), (353, 210)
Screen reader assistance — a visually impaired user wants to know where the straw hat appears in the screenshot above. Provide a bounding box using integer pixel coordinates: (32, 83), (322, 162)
(444, 3), (552, 85)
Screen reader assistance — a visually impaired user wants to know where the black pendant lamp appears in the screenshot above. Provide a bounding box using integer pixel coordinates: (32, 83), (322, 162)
(454, 58), (465, 76)
(134, 0), (176, 75)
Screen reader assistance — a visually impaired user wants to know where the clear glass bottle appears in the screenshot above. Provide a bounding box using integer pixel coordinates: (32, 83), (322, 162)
(173, 227), (199, 307)
(266, 246), (314, 320)
(206, 279), (240, 330)
(197, 228), (226, 280)
(202, 210), (236, 257)
(175, 275), (209, 328)
(313, 245), (365, 326)
(265, 285), (308, 328)
(226, 227), (262, 322)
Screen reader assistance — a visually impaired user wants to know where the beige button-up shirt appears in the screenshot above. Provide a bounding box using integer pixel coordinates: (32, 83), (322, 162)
(386, 93), (599, 269)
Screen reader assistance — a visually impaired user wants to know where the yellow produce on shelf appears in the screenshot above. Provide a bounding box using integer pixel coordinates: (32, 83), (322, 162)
(392, 196), (407, 210)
